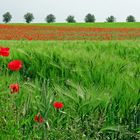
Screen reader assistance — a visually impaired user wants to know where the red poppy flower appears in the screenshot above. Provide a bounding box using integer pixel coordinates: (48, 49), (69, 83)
(8, 60), (22, 71)
(53, 102), (64, 109)
(34, 115), (39, 122)
(34, 115), (43, 123)
(39, 116), (43, 123)
(10, 83), (20, 94)
(27, 37), (32, 41)
(0, 47), (10, 57)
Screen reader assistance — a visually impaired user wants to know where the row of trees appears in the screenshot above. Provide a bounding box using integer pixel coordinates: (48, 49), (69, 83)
(2, 12), (136, 23)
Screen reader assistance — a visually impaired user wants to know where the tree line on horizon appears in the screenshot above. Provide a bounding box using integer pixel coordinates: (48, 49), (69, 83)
(2, 12), (136, 24)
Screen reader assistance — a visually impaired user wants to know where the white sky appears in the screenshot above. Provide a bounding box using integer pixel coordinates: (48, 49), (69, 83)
(0, 0), (139, 23)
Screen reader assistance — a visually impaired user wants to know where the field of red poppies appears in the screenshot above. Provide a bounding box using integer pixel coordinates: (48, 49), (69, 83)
(0, 24), (140, 40)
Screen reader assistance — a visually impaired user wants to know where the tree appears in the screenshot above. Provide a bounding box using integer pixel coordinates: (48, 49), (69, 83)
(66, 15), (76, 23)
(24, 13), (34, 23)
(3, 12), (12, 23)
(84, 13), (95, 22)
(126, 15), (136, 22)
(106, 15), (116, 22)
(45, 14), (56, 23)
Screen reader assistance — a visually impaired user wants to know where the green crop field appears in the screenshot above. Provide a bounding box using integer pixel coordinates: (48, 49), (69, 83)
(0, 40), (140, 139)
(5, 22), (140, 28)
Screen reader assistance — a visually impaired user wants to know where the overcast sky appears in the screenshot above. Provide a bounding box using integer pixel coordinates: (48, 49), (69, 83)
(0, 0), (139, 23)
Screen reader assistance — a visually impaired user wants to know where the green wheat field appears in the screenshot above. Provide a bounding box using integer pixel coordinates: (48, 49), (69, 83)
(0, 23), (140, 140)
